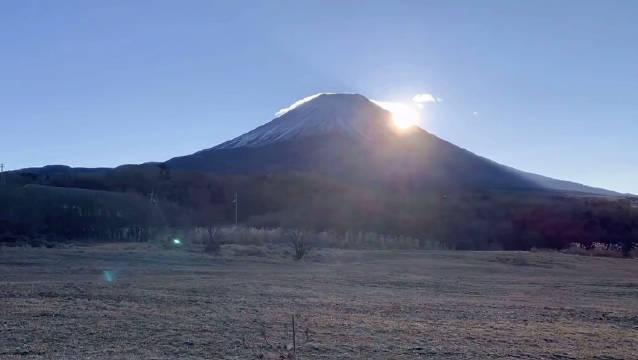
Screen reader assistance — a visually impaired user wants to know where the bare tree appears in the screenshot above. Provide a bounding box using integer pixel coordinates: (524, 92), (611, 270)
(205, 226), (220, 254)
(289, 230), (307, 260)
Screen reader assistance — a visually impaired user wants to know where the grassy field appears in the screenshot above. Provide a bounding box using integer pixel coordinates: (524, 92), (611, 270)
(1, 244), (637, 359)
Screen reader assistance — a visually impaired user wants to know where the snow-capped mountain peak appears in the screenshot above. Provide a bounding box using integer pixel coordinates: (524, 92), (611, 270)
(164, 93), (622, 197)
(215, 93), (394, 149)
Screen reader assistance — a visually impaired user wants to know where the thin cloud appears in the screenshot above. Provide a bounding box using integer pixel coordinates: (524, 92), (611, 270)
(412, 93), (441, 103)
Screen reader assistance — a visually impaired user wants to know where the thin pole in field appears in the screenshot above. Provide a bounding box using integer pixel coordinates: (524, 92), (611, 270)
(233, 192), (238, 225)
(292, 314), (296, 356)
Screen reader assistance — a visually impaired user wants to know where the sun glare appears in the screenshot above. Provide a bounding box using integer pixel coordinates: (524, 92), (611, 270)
(374, 101), (421, 130)
(391, 105), (420, 129)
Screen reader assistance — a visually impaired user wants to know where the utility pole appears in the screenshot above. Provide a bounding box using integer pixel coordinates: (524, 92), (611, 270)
(233, 192), (238, 225)
(0, 163), (4, 186)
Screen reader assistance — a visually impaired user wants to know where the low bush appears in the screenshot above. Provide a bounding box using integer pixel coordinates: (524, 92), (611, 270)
(288, 230), (307, 260)
(561, 243), (632, 258)
(196, 226), (444, 251)
(204, 227), (220, 254)
(228, 244), (266, 257)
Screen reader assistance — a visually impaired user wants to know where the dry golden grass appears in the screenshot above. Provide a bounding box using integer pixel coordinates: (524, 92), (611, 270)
(1, 244), (637, 359)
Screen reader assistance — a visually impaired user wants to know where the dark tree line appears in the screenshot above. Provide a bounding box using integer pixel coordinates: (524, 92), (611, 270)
(1, 166), (637, 255)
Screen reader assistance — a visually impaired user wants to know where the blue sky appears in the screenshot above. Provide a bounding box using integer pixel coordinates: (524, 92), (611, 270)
(1, 1), (637, 193)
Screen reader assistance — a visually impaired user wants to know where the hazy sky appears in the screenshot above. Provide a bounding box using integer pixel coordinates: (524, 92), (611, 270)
(2, 1), (637, 193)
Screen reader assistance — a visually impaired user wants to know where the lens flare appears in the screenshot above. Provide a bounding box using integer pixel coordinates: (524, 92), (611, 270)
(372, 101), (421, 130)
(103, 270), (115, 283)
(390, 105), (420, 129)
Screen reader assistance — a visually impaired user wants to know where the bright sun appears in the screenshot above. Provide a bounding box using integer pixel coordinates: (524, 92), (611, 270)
(392, 105), (420, 129)
(374, 101), (421, 130)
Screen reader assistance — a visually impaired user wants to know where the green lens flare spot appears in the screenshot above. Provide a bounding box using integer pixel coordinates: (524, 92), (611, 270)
(173, 239), (182, 246)
(103, 270), (115, 283)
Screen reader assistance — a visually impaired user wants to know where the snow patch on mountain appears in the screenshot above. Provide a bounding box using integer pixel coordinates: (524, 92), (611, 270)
(215, 93), (394, 149)
(275, 93), (326, 116)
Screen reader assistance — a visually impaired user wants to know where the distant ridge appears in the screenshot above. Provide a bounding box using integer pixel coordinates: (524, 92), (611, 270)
(513, 168), (622, 197)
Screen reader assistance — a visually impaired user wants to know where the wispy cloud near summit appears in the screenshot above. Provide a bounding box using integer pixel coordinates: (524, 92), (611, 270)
(412, 93), (442, 103)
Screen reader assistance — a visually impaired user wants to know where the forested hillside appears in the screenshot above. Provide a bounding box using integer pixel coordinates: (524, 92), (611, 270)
(2, 165), (636, 255)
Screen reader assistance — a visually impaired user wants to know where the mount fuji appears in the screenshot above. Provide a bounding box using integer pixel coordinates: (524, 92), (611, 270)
(166, 93), (619, 196)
